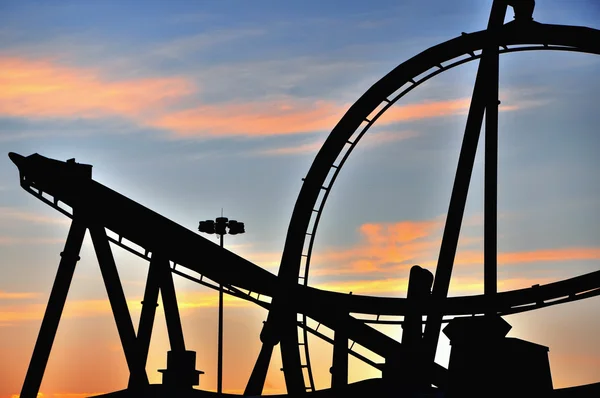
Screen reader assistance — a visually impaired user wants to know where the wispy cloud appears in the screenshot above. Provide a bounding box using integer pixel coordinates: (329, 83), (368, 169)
(151, 98), (346, 137)
(0, 56), (194, 119)
(444, 247), (600, 267)
(0, 291), (254, 326)
(0, 236), (65, 246)
(0, 207), (69, 225)
(257, 141), (325, 156)
(151, 97), (480, 138)
(150, 28), (265, 60)
(0, 291), (39, 300)
(0, 56), (546, 140)
(256, 129), (419, 156)
(304, 215), (600, 277)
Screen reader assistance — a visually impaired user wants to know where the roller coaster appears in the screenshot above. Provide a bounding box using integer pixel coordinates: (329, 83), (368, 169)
(8, 1), (600, 397)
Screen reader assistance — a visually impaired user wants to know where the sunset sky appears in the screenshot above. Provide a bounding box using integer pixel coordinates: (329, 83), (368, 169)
(1, 0), (600, 397)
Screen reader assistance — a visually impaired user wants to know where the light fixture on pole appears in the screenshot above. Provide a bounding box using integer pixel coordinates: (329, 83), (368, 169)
(198, 215), (245, 395)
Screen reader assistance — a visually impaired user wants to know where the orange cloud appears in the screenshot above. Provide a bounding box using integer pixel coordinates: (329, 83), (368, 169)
(0, 291), (254, 325)
(0, 56), (539, 139)
(308, 218), (448, 276)
(379, 98), (471, 123)
(0, 56), (194, 119)
(0, 291), (39, 300)
(151, 99), (346, 137)
(447, 247), (600, 267)
(305, 216), (600, 278)
(257, 129), (419, 156)
(150, 97), (480, 137)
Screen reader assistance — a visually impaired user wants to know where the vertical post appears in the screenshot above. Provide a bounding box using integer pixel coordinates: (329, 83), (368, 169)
(422, 0), (508, 365)
(89, 225), (149, 387)
(331, 318), (348, 389)
(20, 218), (86, 398)
(129, 256), (162, 387)
(484, 4), (502, 317)
(218, 234), (224, 396)
(400, 266), (434, 392)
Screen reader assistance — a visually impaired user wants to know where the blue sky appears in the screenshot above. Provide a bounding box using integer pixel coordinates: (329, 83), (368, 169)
(0, 0), (599, 396)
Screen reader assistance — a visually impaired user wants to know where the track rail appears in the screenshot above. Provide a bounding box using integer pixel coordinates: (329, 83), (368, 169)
(274, 21), (600, 392)
(11, 140), (600, 390)
(17, 165), (600, 319)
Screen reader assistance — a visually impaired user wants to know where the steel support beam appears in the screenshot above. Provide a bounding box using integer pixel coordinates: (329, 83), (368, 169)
(246, 299), (304, 395)
(423, 0), (508, 364)
(398, 266), (434, 392)
(128, 255), (162, 387)
(331, 322), (349, 389)
(245, 343), (275, 395)
(280, 311), (305, 393)
(89, 225), (148, 387)
(484, 7), (502, 317)
(20, 218), (86, 398)
(155, 254), (186, 352)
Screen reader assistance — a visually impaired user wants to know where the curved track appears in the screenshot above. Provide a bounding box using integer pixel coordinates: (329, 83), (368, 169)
(270, 21), (600, 393)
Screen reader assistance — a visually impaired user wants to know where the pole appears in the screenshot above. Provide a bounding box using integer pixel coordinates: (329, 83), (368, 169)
(218, 233), (224, 396)
(484, 4), (501, 316)
(422, 0), (508, 363)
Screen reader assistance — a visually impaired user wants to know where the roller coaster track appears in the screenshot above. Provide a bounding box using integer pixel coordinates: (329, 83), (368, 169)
(11, 152), (600, 316)
(268, 20), (600, 393)
(10, 152), (600, 369)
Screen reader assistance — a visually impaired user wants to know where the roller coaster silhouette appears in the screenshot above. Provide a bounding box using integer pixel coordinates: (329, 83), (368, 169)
(8, 1), (600, 397)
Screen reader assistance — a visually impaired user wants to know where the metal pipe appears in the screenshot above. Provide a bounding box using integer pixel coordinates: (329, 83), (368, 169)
(218, 233), (224, 396)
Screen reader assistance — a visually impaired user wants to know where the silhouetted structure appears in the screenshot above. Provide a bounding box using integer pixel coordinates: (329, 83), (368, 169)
(198, 215), (246, 395)
(444, 316), (552, 397)
(7, 0), (600, 397)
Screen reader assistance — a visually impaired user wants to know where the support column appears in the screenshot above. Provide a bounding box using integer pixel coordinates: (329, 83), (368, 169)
(245, 341), (275, 395)
(245, 299), (286, 396)
(154, 253), (203, 390)
(399, 266), (434, 392)
(128, 256), (161, 387)
(279, 311), (305, 393)
(484, 8), (502, 317)
(20, 218), (87, 398)
(422, 0), (508, 366)
(155, 254), (186, 352)
(89, 225), (148, 387)
(330, 320), (349, 390)
(402, 266), (434, 348)
(218, 234), (224, 395)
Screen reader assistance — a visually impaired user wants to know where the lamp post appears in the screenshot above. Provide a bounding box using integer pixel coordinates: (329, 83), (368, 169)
(198, 215), (245, 395)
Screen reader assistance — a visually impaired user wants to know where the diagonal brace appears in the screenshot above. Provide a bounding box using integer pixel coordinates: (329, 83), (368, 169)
(89, 225), (149, 386)
(128, 254), (162, 387)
